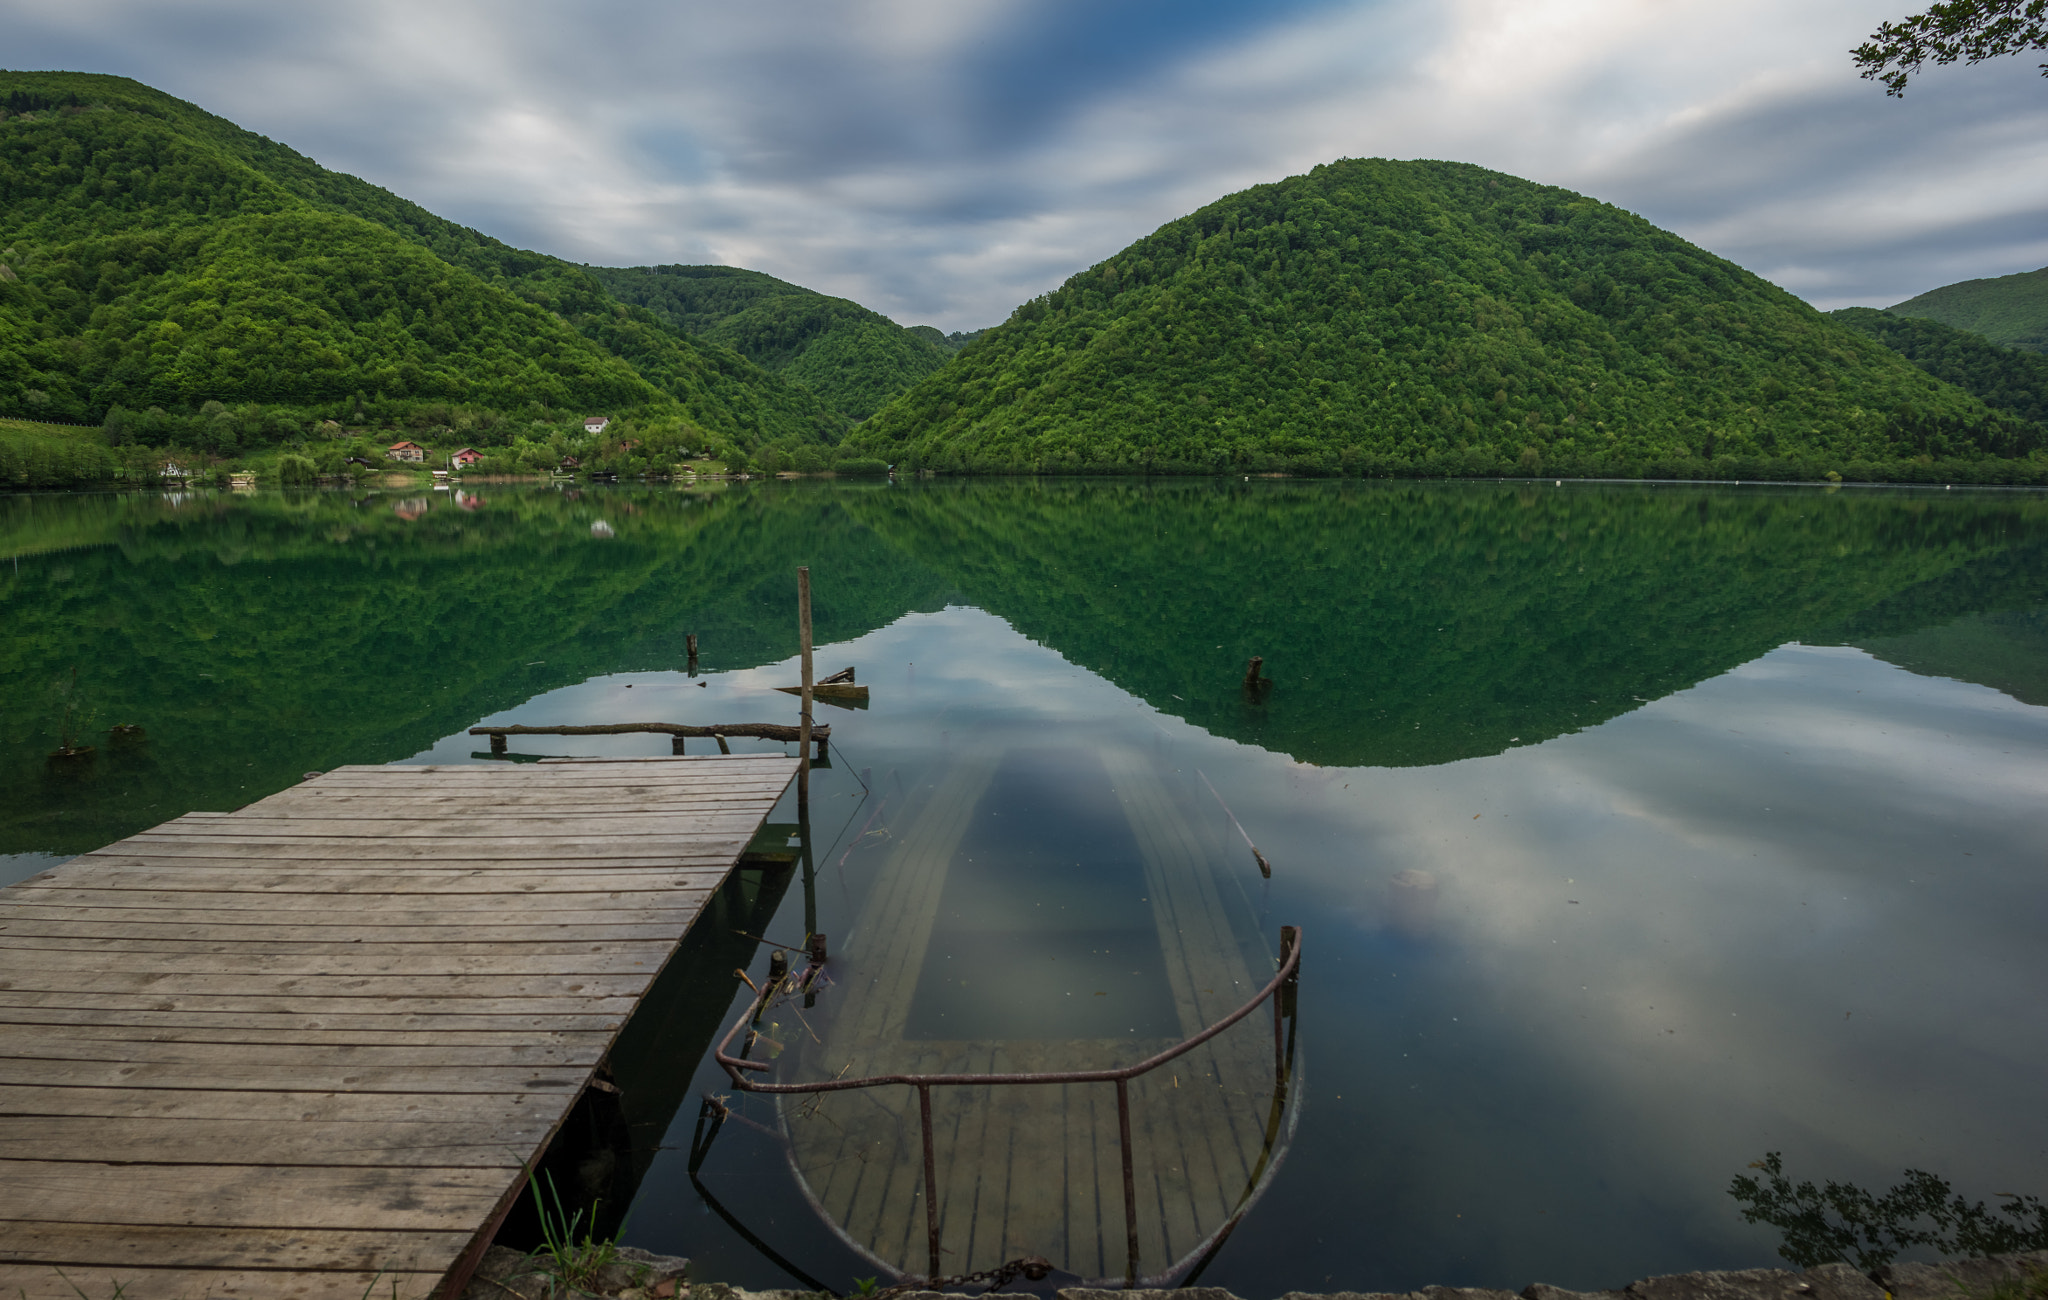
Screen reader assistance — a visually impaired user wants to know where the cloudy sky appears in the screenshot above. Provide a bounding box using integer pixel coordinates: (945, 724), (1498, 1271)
(8, 0), (2047, 330)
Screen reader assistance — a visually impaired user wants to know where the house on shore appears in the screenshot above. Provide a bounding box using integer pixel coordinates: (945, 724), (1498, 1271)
(451, 447), (483, 467)
(386, 440), (426, 462)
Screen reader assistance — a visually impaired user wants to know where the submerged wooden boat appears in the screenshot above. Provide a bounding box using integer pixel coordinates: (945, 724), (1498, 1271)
(722, 744), (1300, 1286)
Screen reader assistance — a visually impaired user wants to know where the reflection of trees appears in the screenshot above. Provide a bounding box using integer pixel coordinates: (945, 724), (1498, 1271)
(4, 480), (2043, 855)
(0, 486), (953, 854)
(834, 479), (2048, 766)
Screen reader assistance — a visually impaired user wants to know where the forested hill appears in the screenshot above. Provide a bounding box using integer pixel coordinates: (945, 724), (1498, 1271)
(594, 264), (954, 420)
(1889, 266), (2048, 354)
(846, 159), (2043, 478)
(0, 71), (841, 446)
(1832, 308), (2048, 426)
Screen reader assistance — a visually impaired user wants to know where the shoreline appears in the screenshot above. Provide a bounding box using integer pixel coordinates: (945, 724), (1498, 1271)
(460, 1247), (2048, 1300)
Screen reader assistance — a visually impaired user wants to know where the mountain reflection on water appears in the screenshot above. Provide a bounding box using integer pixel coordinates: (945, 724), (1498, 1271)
(4, 479), (2044, 854)
(3, 479), (2047, 1295)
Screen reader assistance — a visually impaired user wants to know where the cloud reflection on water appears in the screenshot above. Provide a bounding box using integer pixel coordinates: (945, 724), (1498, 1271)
(410, 607), (2048, 1291)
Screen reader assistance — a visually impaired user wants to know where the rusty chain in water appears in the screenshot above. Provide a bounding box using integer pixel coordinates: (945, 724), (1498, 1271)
(867, 1255), (1053, 1300)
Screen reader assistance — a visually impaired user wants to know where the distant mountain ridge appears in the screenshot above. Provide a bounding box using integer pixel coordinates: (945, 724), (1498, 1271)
(1831, 308), (2048, 426)
(1889, 266), (2048, 353)
(592, 265), (955, 420)
(846, 158), (2041, 477)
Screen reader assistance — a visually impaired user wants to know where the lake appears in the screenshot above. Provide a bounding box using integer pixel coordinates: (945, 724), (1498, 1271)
(4, 477), (2046, 1295)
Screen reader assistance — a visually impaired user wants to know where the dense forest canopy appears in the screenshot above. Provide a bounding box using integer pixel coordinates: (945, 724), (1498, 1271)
(845, 158), (2045, 479)
(587, 265), (818, 336)
(0, 72), (842, 449)
(1831, 307), (2048, 425)
(1887, 265), (2048, 353)
(704, 295), (952, 420)
(5, 75), (2045, 483)
(592, 264), (956, 421)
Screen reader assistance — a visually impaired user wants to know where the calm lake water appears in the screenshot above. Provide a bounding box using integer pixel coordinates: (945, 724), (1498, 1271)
(4, 479), (2047, 1294)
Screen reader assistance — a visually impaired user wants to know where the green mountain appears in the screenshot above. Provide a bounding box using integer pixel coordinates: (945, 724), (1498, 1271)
(593, 264), (953, 420)
(846, 159), (2043, 478)
(1831, 307), (2048, 426)
(0, 71), (841, 448)
(1889, 266), (2048, 353)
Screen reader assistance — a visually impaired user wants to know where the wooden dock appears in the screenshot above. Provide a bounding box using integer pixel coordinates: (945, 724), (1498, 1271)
(0, 754), (801, 1300)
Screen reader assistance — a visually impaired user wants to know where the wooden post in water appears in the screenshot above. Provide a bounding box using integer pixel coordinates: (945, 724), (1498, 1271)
(686, 632), (699, 663)
(1243, 655), (1265, 688)
(797, 568), (813, 813)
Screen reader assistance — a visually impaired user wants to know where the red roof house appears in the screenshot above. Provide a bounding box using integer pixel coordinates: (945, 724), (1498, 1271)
(386, 440), (426, 462)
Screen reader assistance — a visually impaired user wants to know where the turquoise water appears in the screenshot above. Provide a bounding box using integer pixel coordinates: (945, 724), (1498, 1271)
(4, 479), (2047, 1293)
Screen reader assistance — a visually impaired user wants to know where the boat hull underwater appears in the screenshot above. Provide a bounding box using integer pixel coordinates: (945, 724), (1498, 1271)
(722, 744), (1302, 1287)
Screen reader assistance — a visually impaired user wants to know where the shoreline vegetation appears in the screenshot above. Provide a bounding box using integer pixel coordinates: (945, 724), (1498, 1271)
(5, 412), (2045, 491)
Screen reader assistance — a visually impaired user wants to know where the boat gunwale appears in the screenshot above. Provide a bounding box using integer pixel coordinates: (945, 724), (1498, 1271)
(714, 930), (1299, 1093)
(700, 935), (1304, 1289)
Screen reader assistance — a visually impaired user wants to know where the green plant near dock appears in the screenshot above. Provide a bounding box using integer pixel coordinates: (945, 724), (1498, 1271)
(1729, 1152), (2048, 1271)
(527, 1167), (623, 1291)
(1981, 1270), (2048, 1300)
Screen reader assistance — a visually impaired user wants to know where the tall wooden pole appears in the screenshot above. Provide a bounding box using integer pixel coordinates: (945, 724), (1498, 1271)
(797, 567), (813, 813)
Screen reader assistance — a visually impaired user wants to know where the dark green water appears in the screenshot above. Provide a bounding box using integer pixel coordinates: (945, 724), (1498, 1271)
(4, 479), (2047, 1293)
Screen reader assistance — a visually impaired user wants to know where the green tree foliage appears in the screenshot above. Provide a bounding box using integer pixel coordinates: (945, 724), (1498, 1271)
(0, 418), (118, 487)
(1851, 0), (2048, 95)
(589, 265), (818, 336)
(904, 325), (990, 351)
(1887, 265), (2048, 354)
(595, 264), (954, 420)
(1731, 1152), (2048, 1270)
(1833, 307), (2048, 423)
(707, 295), (951, 420)
(0, 72), (840, 449)
(845, 159), (2043, 479)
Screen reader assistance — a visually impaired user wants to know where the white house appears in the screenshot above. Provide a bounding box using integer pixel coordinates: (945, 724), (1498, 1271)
(583, 416), (610, 434)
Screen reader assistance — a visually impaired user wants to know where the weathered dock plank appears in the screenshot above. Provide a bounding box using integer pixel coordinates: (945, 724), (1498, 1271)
(0, 754), (799, 1300)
